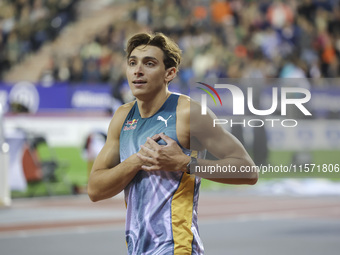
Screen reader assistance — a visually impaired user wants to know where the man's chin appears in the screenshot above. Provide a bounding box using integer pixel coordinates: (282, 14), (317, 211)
(131, 90), (147, 100)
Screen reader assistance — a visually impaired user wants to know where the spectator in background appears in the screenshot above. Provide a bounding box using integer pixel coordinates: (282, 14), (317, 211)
(4, 0), (340, 86)
(83, 59), (101, 84)
(0, 33), (10, 79)
(30, 0), (49, 23)
(69, 55), (83, 83)
(5, 31), (20, 66)
(0, 0), (79, 79)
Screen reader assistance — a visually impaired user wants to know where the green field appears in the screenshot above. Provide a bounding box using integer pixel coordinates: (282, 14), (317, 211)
(12, 146), (87, 197)
(11, 147), (340, 197)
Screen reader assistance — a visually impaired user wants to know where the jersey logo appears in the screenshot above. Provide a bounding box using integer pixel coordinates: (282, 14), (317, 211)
(157, 115), (172, 127)
(123, 119), (139, 131)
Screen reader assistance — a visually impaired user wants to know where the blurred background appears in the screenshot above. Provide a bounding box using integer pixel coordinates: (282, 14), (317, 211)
(0, 0), (340, 254)
(1, 0), (339, 197)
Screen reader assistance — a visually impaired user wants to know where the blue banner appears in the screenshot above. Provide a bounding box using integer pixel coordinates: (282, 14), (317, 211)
(1, 81), (340, 116)
(0, 82), (113, 113)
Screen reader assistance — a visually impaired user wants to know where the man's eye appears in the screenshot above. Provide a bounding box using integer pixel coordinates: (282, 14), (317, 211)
(129, 61), (136, 66)
(146, 62), (154, 66)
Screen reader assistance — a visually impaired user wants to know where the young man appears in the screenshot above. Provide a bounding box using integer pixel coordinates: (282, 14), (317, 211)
(88, 32), (258, 255)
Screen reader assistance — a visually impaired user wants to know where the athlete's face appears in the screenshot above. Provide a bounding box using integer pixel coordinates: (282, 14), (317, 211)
(126, 45), (176, 99)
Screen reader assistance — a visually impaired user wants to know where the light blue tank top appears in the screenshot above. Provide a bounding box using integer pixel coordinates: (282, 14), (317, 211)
(120, 93), (204, 255)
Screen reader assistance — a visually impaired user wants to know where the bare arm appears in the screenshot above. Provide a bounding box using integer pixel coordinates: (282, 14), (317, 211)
(189, 98), (257, 184)
(88, 103), (143, 202)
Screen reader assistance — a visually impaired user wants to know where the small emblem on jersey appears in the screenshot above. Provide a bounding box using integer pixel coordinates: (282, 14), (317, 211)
(157, 115), (172, 127)
(123, 119), (139, 131)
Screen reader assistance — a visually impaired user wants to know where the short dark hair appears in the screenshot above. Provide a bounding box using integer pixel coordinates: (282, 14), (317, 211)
(126, 32), (181, 70)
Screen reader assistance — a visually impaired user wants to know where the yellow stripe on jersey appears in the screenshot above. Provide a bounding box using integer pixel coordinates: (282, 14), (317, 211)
(171, 171), (196, 254)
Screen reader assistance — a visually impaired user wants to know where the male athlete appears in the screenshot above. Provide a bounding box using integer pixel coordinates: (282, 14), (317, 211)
(88, 32), (258, 255)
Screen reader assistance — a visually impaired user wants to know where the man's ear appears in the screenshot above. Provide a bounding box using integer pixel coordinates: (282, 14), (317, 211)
(165, 67), (177, 83)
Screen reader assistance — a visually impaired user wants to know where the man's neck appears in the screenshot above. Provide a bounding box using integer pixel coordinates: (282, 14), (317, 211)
(136, 90), (171, 118)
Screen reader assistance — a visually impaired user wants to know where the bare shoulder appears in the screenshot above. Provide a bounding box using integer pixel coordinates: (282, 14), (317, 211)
(179, 94), (218, 137)
(177, 94), (208, 127)
(177, 94), (201, 114)
(176, 94), (211, 149)
(177, 94), (194, 124)
(178, 94), (190, 105)
(115, 101), (135, 116)
(174, 94), (190, 148)
(108, 101), (135, 136)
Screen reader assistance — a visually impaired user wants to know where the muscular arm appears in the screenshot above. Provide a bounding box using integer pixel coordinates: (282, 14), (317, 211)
(188, 98), (258, 184)
(88, 103), (142, 202)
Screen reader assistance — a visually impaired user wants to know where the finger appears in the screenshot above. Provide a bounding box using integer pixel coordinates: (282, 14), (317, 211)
(137, 152), (156, 165)
(142, 140), (153, 150)
(141, 164), (160, 171)
(143, 136), (158, 150)
(146, 137), (161, 149)
(143, 136), (161, 150)
(159, 133), (175, 145)
(151, 133), (162, 142)
(139, 144), (155, 157)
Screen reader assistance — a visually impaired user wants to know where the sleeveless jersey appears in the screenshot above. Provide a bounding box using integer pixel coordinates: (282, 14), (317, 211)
(120, 93), (204, 255)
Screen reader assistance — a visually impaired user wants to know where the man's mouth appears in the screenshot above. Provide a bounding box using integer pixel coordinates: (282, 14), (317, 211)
(132, 80), (147, 85)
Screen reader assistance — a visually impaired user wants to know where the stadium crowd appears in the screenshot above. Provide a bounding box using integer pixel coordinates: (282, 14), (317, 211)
(0, 0), (79, 80)
(1, 0), (340, 99)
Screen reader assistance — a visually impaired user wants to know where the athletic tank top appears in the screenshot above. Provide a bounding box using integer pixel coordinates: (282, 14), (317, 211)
(120, 93), (204, 255)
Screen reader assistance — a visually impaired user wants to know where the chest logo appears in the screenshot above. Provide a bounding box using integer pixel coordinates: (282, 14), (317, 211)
(123, 119), (139, 131)
(157, 115), (172, 127)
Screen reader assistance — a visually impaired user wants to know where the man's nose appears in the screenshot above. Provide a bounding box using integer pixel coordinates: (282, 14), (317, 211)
(134, 63), (144, 76)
